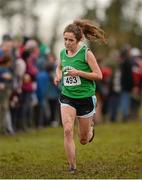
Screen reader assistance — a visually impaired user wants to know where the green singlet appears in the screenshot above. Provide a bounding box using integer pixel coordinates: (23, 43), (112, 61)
(60, 44), (96, 99)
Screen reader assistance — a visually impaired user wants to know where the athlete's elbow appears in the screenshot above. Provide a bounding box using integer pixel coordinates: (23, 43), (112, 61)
(93, 73), (103, 80)
(89, 72), (103, 80)
(98, 73), (103, 80)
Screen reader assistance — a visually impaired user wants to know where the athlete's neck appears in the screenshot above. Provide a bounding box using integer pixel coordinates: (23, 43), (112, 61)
(67, 44), (80, 56)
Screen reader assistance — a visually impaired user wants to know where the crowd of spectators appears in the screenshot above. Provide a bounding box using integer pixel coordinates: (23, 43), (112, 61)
(0, 34), (142, 135)
(0, 34), (60, 135)
(96, 45), (142, 123)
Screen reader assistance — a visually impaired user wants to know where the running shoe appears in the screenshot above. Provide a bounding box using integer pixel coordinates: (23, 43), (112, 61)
(69, 167), (77, 173)
(88, 125), (95, 143)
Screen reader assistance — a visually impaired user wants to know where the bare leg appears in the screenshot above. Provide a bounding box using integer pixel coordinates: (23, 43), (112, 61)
(61, 105), (76, 169)
(78, 116), (94, 145)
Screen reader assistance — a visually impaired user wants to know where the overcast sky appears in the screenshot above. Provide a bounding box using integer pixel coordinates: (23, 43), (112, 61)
(35, 0), (112, 46)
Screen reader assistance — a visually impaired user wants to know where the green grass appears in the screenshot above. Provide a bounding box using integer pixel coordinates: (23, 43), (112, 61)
(0, 121), (142, 179)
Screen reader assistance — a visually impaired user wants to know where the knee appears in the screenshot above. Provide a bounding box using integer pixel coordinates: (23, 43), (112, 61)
(80, 138), (88, 145)
(79, 132), (88, 145)
(64, 127), (72, 139)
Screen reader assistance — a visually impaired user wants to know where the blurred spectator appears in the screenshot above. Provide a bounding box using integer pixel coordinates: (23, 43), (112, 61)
(24, 39), (39, 79)
(21, 73), (37, 131)
(14, 58), (26, 88)
(100, 65), (112, 121)
(108, 65), (121, 122)
(46, 53), (61, 127)
(130, 48), (142, 119)
(21, 39), (40, 130)
(10, 87), (23, 132)
(36, 42), (50, 71)
(0, 35), (14, 134)
(119, 45), (134, 121)
(35, 69), (50, 128)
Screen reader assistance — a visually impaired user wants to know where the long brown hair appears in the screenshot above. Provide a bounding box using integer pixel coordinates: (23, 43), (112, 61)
(64, 19), (107, 44)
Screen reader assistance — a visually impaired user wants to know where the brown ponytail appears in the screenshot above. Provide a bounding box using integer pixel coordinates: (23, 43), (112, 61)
(64, 19), (107, 44)
(73, 19), (107, 44)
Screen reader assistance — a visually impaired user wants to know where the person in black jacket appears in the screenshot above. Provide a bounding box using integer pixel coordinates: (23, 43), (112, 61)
(119, 45), (134, 121)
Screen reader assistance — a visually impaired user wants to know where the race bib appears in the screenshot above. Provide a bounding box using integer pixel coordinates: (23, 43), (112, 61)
(64, 76), (81, 86)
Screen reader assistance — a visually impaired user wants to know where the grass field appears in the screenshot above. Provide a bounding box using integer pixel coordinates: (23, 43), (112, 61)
(0, 121), (142, 179)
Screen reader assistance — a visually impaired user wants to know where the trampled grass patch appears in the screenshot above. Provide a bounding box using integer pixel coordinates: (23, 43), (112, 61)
(0, 121), (142, 179)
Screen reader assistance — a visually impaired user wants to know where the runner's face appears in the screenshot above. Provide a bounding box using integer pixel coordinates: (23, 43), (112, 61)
(63, 32), (78, 52)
